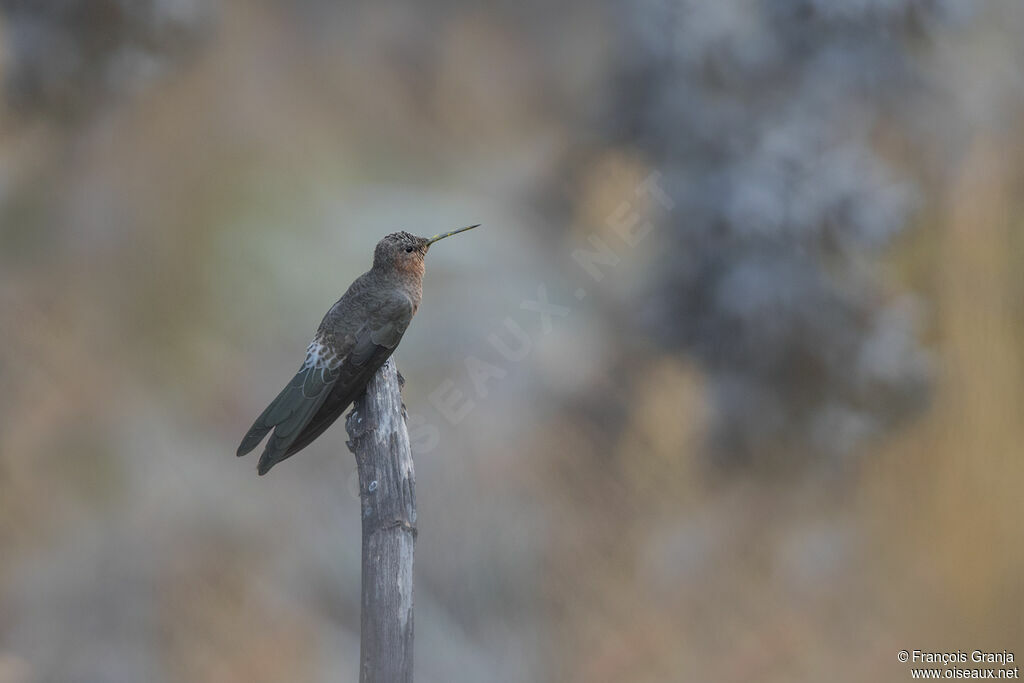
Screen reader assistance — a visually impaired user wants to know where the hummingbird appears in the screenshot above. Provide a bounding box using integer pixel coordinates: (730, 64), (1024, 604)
(237, 224), (479, 475)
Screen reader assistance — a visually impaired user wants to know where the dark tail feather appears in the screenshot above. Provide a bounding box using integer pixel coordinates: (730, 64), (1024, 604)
(257, 386), (357, 474)
(237, 422), (273, 457)
(257, 450), (282, 476)
(237, 363), (339, 473)
(236, 390), (287, 456)
(254, 385), (335, 475)
(282, 389), (357, 458)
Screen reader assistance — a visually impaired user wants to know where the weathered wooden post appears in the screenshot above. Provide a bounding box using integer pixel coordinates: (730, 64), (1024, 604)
(345, 358), (416, 683)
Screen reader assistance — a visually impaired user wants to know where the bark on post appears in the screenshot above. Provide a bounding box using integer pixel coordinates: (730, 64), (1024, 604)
(345, 358), (416, 683)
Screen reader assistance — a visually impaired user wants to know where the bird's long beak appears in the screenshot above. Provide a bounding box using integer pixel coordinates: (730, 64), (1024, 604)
(426, 224), (480, 246)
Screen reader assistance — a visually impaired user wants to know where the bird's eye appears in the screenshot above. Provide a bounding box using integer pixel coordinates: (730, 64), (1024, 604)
(405, 247), (414, 253)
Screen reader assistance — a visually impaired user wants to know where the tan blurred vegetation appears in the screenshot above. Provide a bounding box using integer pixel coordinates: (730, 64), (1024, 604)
(537, 134), (1024, 683)
(0, 1), (1022, 682)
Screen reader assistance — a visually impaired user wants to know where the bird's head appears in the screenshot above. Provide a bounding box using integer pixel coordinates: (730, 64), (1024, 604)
(373, 225), (479, 276)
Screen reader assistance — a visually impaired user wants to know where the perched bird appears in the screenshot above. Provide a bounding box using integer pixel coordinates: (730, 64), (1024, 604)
(238, 225), (479, 474)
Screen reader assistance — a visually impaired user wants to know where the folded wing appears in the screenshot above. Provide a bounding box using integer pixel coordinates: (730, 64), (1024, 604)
(281, 294), (414, 462)
(237, 291), (414, 475)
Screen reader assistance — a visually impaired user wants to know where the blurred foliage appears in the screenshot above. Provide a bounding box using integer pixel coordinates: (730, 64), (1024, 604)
(0, 1), (1022, 682)
(0, 0), (211, 121)
(601, 0), (960, 467)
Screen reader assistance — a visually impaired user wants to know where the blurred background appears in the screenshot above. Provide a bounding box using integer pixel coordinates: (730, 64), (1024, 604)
(0, 1), (1022, 681)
